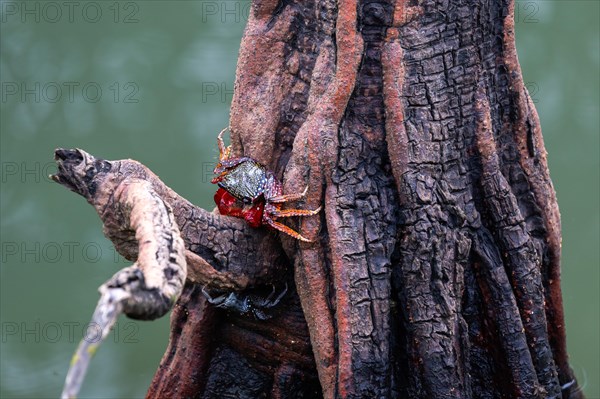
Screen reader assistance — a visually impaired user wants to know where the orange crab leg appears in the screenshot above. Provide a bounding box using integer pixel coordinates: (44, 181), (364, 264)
(216, 127), (231, 161)
(264, 218), (314, 242)
(270, 207), (322, 218)
(268, 186), (309, 203)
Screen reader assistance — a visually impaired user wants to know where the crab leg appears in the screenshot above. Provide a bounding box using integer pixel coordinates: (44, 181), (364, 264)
(265, 283), (288, 306)
(270, 207), (322, 218)
(268, 187), (309, 203)
(264, 218), (314, 242)
(216, 127), (231, 161)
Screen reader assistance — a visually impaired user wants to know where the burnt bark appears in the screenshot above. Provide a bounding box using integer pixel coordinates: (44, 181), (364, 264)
(52, 0), (584, 397)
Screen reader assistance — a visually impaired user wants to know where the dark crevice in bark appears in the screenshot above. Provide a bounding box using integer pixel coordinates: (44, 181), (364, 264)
(266, 0), (291, 30)
(462, 258), (503, 399)
(327, 1), (399, 397)
(147, 282), (218, 398)
(472, 227), (540, 397)
(272, 0), (319, 176)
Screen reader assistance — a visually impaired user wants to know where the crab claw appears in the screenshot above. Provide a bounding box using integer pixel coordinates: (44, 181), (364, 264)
(211, 174), (225, 184)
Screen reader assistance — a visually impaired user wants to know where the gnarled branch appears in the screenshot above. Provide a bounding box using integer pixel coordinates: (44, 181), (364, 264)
(51, 147), (294, 397)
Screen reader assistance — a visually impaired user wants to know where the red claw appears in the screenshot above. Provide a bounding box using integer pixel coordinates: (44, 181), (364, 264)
(214, 187), (245, 218)
(214, 187), (265, 227)
(243, 201), (264, 228)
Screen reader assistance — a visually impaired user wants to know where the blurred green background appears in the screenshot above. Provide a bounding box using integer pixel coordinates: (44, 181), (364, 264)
(0, 1), (598, 398)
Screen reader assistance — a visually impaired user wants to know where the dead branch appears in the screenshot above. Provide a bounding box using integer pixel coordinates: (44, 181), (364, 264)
(51, 148), (291, 397)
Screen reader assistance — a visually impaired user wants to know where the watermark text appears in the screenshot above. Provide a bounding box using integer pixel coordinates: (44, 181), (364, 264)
(1, 1), (140, 24)
(1, 241), (129, 264)
(1, 82), (139, 104)
(1, 321), (139, 343)
(199, 1), (250, 24)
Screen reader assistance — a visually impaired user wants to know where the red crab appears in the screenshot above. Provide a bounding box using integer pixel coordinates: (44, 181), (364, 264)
(211, 128), (320, 242)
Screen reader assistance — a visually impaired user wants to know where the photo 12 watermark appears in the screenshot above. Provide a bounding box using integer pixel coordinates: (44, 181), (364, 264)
(1, 161), (57, 184)
(0, 1), (140, 24)
(201, 81), (234, 104)
(524, 81), (539, 104)
(1, 241), (129, 265)
(198, 1), (250, 24)
(514, 1), (540, 24)
(1, 321), (140, 344)
(1, 82), (140, 104)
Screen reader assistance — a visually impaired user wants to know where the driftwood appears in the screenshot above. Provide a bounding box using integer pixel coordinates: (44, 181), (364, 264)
(51, 0), (584, 397)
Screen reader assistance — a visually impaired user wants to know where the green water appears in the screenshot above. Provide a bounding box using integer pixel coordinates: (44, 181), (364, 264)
(0, 1), (597, 398)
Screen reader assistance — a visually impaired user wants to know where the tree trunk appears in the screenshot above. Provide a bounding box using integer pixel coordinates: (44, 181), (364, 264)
(143, 0), (583, 397)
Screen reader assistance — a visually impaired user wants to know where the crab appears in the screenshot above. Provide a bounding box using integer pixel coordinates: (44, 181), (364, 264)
(211, 128), (320, 242)
(201, 283), (288, 320)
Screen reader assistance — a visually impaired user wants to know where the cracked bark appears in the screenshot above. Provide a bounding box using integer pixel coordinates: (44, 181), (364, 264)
(51, 0), (584, 397)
